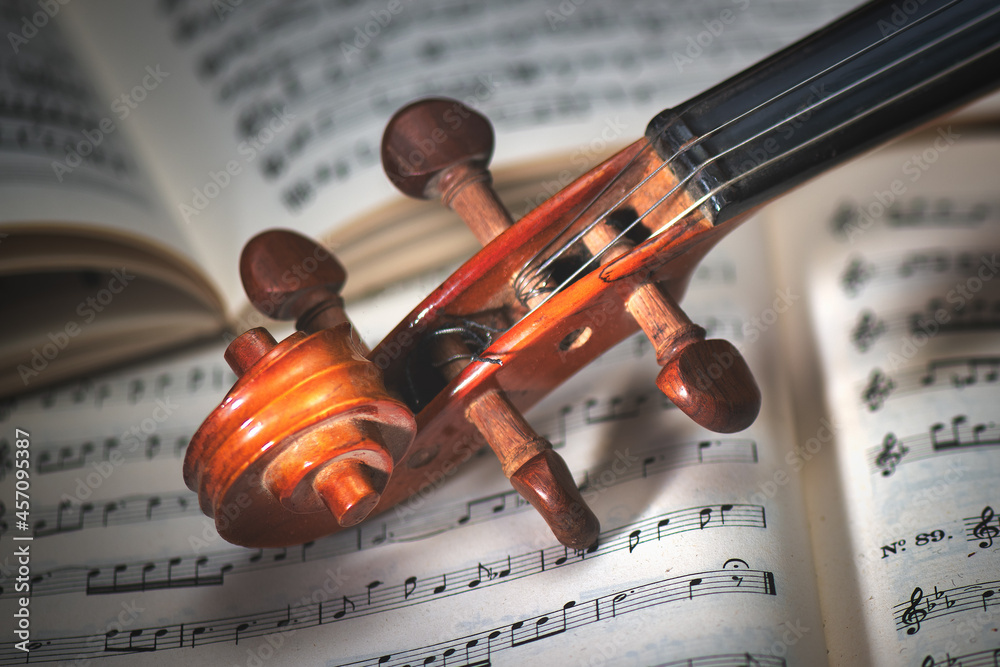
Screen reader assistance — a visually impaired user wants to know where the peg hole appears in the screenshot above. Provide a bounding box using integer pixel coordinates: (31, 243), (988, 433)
(558, 327), (592, 352)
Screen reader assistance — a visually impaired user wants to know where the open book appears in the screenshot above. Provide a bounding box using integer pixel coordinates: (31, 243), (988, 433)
(3, 0), (1000, 665)
(0, 0), (871, 395)
(1, 126), (998, 665)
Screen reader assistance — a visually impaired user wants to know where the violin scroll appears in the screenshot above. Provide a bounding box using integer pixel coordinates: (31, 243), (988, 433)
(184, 232), (416, 547)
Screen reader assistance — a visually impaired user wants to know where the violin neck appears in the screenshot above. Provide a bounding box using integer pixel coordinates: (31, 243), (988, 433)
(646, 0), (1000, 226)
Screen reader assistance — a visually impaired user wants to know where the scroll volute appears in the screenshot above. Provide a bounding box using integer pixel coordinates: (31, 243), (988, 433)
(184, 231), (416, 548)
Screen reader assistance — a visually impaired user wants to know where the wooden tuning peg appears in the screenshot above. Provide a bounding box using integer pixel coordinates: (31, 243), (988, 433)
(381, 97), (513, 244)
(382, 97), (600, 550)
(184, 230), (416, 547)
(239, 228), (352, 336)
(629, 283), (760, 432)
(585, 225), (761, 433)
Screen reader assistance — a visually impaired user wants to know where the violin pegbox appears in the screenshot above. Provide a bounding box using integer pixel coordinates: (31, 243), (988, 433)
(381, 97), (761, 433)
(186, 97), (762, 553)
(379, 97), (760, 546)
(184, 231), (417, 548)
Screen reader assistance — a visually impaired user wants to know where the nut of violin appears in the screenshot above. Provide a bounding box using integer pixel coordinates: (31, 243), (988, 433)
(509, 448), (600, 551)
(655, 339), (761, 433)
(224, 327), (277, 377)
(240, 229), (348, 333)
(313, 458), (387, 528)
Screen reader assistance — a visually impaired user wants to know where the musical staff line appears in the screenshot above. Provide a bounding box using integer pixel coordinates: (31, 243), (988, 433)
(652, 656), (785, 667)
(870, 415), (999, 477)
(0, 474), (762, 601)
(0, 360), (235, 424)
(0, 508), (764, 663)
(0, 370), (754, 483)
(860, 356), (1000, 411)
(840, 247), (1000, 298)
(342, 563), (777, 667)
(920, 645), (1000, 666)
(832, 199), (1000, 238)
(895, 579), (1000, 635)
(850, 296), (1000, 354)
(4, 491), (201, 539)
(0, 428), (194, 482)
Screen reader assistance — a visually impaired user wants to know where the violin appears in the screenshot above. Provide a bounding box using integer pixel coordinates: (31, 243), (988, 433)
(185, 0), (1000, 551)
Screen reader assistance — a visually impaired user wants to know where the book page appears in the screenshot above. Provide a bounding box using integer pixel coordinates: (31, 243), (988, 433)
(0, 222), (829, 665)
(769, 131), (1000, 665)
(62, 0), (857, 308)
(0, 5), (227, 397)
(0, 3), (200, 269)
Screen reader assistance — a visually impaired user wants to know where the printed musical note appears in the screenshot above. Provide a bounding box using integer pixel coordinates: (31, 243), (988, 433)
(628, 529), (641, 553)
(366, 580), (382, 605)
(141, 563), (156, 590)
(642, 455), (655, 478)
(468, 563), (493, 588)
(104, 627), (168, 653)
(12, 503), (767, 601)
(931, 416), (966, 450)
(457, 493), (510, 525)
(332, 596), (355, 620)
(235, 622), (250, 645)
(276, 605), (293, 629)
(510, 600), (574, 647)
(583, 395), (647, 424)
(931, 415), (1000, 451)
(37, 443), (92, 473)
(688, 578), (703, 600)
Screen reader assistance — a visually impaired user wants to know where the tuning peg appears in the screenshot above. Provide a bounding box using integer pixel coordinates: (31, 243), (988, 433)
(240, 228), (351, 335)
(381, 97), (513, 244)
(585, 225), (760, 433)
(224, 326), (277, 376)
(629, 284), (760, 432)
(382, 97), (600, 550)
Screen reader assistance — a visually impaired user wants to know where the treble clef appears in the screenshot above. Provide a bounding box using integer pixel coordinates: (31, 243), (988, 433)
(901, 587), (927, 635)
(875, 433), (908, 477)
(973, 506), (999, 549)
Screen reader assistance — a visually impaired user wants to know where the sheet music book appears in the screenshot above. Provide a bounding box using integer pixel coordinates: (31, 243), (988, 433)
(2, 1), (1000, 665)
(0, 0), (861, 394)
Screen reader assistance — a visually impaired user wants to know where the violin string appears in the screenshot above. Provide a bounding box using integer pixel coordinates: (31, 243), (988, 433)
(514, 0), (963, 304)
(516, 0), (990, 310)
(404, 320), (504, 406)
(518, 0), (982, 308)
